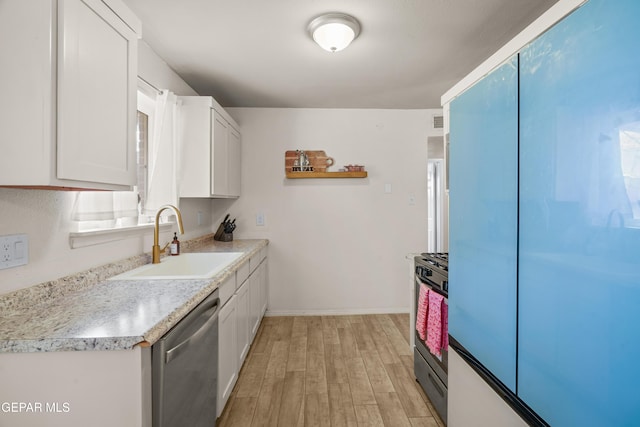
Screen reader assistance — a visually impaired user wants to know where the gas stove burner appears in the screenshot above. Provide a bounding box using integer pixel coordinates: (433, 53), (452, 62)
(415, 252), (449, 295)
(420, 252), (449, 271)
(421, 252), (448, 260)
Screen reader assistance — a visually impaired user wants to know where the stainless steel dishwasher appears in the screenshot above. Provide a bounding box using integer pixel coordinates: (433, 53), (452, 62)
(152, 289), (220, 427)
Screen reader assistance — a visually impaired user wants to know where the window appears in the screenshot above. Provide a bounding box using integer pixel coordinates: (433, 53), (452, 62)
(136, 88), (157, 223)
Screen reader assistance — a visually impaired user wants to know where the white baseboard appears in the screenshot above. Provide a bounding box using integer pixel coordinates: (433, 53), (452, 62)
(264, 307), (410, 317)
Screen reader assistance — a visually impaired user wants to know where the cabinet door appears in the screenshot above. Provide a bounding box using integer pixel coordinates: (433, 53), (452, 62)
(57, 0), (137, 186)
(212, 113), (229, 196)
(217, 295), (238, 416)
(249, 272), (261, 339)
(228, 126), (241, 197)
(236, 279), (250, 366)
(0, 1), (53, 186)
(518, 0), (640, 425)
(179, 98), (215, 197)
(259, 260), (268, 317)
(449, 56), (519, 392)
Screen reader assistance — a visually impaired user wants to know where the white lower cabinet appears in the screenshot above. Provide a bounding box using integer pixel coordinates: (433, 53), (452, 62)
(217, 253), (268, 418)
(259, 260), (268, 318)
(249, 259), (268, 340)
(249, 271), (261, 340)
(236, 278), (250, 366)
(217, 293), (238, 416)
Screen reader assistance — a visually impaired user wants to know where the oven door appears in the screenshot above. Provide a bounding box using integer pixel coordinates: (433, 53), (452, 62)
(414, 276), (448, 380)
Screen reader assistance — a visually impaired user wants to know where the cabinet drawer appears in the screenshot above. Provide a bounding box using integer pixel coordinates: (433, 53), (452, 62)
(218, 273), (236, 306)
(236, 261), (250, 286)
(414, 348), (447, 423)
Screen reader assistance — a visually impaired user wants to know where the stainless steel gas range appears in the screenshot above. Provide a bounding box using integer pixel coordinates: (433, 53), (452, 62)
(414, 252), (448, 424)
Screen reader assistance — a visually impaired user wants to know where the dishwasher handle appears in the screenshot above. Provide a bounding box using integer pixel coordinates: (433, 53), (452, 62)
(165, 298), (220, 364)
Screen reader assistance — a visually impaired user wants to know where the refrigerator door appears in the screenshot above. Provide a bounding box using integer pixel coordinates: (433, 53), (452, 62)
(449, 55), (519, 392)
(519, 0), (640, 425)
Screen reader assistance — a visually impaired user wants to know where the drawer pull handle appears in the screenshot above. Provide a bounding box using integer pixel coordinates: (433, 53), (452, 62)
(428, 372), (444, 397)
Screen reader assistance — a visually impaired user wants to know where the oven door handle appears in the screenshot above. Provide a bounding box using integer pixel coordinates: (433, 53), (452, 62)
(416, 275), (436, 288)
(416, 276), (447, 298)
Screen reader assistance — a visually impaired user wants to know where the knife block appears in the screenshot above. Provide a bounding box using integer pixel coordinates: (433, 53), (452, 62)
(213, 223), (225, 241)
(214, 222), (234, 242)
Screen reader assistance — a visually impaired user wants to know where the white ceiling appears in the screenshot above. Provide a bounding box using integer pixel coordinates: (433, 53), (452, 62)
(122, 0), (559, 109)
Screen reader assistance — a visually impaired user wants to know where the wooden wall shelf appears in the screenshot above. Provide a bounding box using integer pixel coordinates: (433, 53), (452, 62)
(285, 171), (368, 179)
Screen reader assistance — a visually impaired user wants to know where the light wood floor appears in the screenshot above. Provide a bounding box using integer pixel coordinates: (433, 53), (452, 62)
(218, 314), (445, 427)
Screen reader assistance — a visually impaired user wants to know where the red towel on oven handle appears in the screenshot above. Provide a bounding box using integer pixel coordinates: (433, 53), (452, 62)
(442, 300), (448, 351)
(415, 283), (429, 341)
(426, 291), (445, 357)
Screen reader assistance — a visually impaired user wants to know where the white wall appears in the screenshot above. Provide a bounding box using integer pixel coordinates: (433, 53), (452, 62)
(226, 108), (440, 314)
(137, 41), (197, 97)
(0, 43), (211, 295)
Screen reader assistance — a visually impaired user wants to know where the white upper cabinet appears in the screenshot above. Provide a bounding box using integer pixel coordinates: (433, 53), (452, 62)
(179, 96), (241, 198)
(0, 0), (140, 190)
(212, 113), (229, 196)
(227, 125), (241, 197)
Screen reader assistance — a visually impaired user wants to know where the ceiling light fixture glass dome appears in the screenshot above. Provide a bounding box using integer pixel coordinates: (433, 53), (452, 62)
(308, 13), (361, 53)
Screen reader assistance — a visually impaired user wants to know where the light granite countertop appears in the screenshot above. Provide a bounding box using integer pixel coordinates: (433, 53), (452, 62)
(0, 236), (268, 353)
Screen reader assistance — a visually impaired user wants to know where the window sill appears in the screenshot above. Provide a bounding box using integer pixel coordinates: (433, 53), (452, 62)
(69, 223), (174, 249)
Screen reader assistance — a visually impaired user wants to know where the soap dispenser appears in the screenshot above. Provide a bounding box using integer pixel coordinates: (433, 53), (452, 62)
(170, 232), (180, 256)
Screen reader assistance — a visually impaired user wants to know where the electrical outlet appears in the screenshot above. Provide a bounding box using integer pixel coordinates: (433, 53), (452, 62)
(0, 234), (28, 270)
(2, 242), (11, 262)
(256, 212), (265, 226)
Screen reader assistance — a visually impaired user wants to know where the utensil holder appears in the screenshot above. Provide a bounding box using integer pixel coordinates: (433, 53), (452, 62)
(213, 223), (225, 241)
(218, 232), (233, 242)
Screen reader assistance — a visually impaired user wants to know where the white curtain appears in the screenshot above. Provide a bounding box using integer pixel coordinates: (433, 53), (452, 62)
(144, 90), (180, 215)
(71, 190), (139, 230)
(72, 192), (114, 221)
(112, 191), (139, 226)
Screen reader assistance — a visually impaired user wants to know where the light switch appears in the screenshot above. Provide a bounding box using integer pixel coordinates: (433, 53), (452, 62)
(384, 183), (392, 194)
(14, 241), (25, 259)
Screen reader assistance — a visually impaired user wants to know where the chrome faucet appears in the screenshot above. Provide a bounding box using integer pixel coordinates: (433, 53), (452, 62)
(152, 204), (185, 264)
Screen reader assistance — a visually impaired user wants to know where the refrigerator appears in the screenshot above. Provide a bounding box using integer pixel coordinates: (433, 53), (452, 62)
(447, 0), (640, 425)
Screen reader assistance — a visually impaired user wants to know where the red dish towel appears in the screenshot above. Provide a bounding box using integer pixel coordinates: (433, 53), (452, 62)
(415, 283), (429, 341)
(442, 300), (449, 351)
(426, 291), (445, 357)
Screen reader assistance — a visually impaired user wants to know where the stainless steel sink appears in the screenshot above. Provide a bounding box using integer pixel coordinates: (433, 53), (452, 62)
(109, 252), (244, 280)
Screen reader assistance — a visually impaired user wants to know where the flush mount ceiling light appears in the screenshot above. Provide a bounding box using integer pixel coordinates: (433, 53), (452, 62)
(308, 13), (361, 53)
